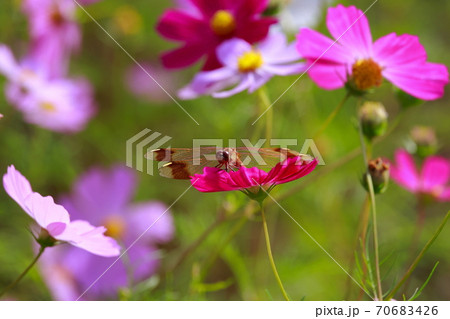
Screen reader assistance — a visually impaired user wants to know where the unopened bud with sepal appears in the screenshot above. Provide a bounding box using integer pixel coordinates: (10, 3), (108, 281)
(362, 158), (390, 194)
(358, 101), (388, 140)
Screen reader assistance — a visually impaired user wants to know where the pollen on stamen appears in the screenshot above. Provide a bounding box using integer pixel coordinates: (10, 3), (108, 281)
(351, 59), (383, 91)
(238, 51), (264, 73)
(210, 10), (236, 37)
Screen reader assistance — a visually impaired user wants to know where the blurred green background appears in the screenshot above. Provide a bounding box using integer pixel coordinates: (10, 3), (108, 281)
(0, 0), (449, 301)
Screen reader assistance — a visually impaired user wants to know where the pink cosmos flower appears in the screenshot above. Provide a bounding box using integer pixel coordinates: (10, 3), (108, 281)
(296, 5), (449, 100)
(23, 0), (81, 78)
(156, 0), (277, 70)
(125, 62), (177, 103)
(3, 165), (120, 257)
(0, 45), (95, 133)
(389, 149), (450, 201)
(39, 165), (174, 300)
(179, 33), (306, 99)
(192, 156), (318, 194)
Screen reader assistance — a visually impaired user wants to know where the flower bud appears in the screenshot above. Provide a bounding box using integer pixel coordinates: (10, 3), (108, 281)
(362, 158), (390, 194)
(410, 126), (438, 158)
(358, 101), (388, 140)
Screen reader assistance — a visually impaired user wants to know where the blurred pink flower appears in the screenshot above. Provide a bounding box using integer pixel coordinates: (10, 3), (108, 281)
(2, 165), (120, 257)
(389, 149), (450, 201)
(156, 0), (277, 70)
(23, 0), (81, 78)
(0, 45), (95, 133)
(192, 156), (318, 194)
(125, 62), (176, 103)
(296, 5), (449, 100)
(39, 165), (174, 300)
(179, 33), (305, 99)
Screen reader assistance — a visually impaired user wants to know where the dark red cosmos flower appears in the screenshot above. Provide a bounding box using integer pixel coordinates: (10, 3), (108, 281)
(156, 0), (277, 70)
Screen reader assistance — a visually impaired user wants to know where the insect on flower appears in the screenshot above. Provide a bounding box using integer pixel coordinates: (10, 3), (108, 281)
(146, 147), (312, 179)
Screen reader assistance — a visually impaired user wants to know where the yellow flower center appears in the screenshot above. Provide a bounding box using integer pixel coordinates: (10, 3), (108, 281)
(210, 10), (236, 37)
(40, 102), (57, 112)
(104, 215), (126, 239)
(351, 59), (383, 91)
(238, 51), (264, 73)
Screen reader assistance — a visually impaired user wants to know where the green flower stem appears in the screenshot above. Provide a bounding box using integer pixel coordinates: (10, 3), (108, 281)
(313, 92), (351, 139)
(365, 173), (383, 301)
(387, 211), (450, 300)
(260, 202), (290, 301)
(0, 246), (46, 298)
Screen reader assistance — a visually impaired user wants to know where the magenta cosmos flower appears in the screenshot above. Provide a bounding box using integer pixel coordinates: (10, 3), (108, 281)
(296, 5), (449, 100)
(38, 165), (174, 300)
(389, 149), (450, 201)
(192, 156), (318, 196)
(3, 165), (120, 257)
(0, 45), (95, 133)
(179, 33), (305, 99)
(156, 0), (277, 70)
(23, 0), (81, 78)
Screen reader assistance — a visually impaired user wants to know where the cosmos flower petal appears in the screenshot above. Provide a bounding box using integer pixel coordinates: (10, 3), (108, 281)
(212, 73), (252, 98)
(24, 193), (70, 236)
(382, 62), (449, 101)
(191, 156), (317, 193)
(296, 28), (353, 65)
(161, 43), (208, 69)
(306, 61), (348, 89)
(191, 167), (242, 192)
(326, 5), (373, 58)
(389, 150), (420, 193)
(56, 220), (121, 257)
(125, 202), (174, 244)
(438, 188), (450, 201)
(263, 62), (307, 76)
(0, 44), (19, 80)
(3, 165), (34, 215)
(235, 18), (277, 43)
(156, 9), (206, 42)
(63, 165), (137, 224)
(421, 156), (450, 192)
(373, 33), (427, 68)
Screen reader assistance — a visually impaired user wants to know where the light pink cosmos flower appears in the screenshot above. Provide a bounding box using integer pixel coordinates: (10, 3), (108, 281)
(0, 45), (95, 133)
(191, 156), (318, 194)
(3, 166), (120, 257)
(389, 149), (450, 201)
(179, 33), (306, 99)
(157, 0), (277, 70)
(125, 62), (177, 104)
(296, 5), (449, 100)
(23, 0), (81, 78)
(39, 165), (174, 300)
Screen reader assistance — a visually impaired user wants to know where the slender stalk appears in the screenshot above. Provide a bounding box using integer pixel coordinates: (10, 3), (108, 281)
(0, 246), (45, 297)
(366, 173), (383, 300)
(260, 202), (290, 301)
(387, 211), (450, 300)
(257, 88), (273, 147)
(313, 92), (351, 139)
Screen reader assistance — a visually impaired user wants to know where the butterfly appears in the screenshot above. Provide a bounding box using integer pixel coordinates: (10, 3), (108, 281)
(146, 147), (312, 179)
